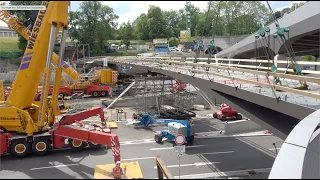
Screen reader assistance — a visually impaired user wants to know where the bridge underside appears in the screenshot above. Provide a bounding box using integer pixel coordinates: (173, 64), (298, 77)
(233, 30), (320, 59)
(118, 63), (316, 140)
(280, 31), (320, 57)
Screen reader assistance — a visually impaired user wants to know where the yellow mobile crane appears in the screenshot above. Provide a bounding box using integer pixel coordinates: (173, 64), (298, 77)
(0, 1), (121, 162)
(0, 9), (118, 99)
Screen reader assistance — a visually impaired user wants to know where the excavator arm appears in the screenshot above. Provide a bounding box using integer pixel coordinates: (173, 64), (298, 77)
(0, 9), (80, 81)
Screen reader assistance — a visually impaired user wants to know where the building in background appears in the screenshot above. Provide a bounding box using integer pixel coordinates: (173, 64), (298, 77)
(153, 38), (168, 53)
(179, 30), (191, 44)
(0, 26), (70, 39)
(0, 26), (18, 37)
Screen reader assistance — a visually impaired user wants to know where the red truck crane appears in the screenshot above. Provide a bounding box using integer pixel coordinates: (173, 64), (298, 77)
(0, 1), (120, 163)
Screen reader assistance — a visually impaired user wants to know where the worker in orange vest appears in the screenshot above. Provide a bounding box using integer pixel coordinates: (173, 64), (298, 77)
(112, 161), (124, 179)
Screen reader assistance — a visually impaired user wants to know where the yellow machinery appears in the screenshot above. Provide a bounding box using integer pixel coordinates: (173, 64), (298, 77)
(0, 1), (69, 136)
(0, 9), (118, 96)
(0, 80), (4, 101)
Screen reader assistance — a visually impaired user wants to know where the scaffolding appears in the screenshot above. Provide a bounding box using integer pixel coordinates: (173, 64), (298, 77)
(132, 75), (196, 118)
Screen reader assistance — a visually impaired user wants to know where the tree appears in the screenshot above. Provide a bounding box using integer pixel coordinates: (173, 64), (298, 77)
(118, 21), (134, 50)
(9, 1), (42, 51)
(146, 6), (169, 39)
(168, 37), (179, 47)
(120, 21), (134, 50)
(164, 10), (180, 38)
(177, 4), (200, 37)
(133, 13), (149, 40)
(68, 1), (118, 55)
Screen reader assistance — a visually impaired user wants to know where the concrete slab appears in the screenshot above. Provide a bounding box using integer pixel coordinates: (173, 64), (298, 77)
(94, 162), (143, 179)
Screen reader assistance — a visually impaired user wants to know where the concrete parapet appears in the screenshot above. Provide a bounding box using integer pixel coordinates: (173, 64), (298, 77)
(224, 119), (263, 135)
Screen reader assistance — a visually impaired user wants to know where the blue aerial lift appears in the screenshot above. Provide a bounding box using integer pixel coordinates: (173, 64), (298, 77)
(133, 114), (195, 144)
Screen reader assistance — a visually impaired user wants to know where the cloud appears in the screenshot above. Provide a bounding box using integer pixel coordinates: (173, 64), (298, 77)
(102, 1), (208, 25)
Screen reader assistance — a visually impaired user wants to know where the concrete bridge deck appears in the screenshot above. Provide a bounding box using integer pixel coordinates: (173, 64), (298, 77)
(104, 57), (319, 140)
(216, 1), (320, 59)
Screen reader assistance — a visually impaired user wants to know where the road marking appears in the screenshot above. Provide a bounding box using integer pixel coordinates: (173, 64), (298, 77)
(150, 145), (205, 151)
(31, 163), (79, 170)
(122, 157), (155, 161)
(199, 151), (234, 155)
(171, 168), (272, 179)
(120, 139), (154, 146)
(269, 148), (281, 151)
(153, 162), (221, 169)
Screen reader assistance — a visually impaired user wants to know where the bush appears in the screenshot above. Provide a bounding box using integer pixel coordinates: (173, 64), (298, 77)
(168, 37), (179, 47)
(301, 55), (316, 62)
(139, 48), (147, 53)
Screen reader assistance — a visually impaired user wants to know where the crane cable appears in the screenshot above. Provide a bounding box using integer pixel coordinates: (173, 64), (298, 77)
(266, 1), (296, 65)
(266, 1), (307, 89)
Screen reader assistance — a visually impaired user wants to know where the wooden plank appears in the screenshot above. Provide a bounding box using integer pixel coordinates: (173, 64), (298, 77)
(141, 59), (320, 84)
(155, 155), (173, 179)
(177, 67), (320, 99)
(112, 59), (320, 98)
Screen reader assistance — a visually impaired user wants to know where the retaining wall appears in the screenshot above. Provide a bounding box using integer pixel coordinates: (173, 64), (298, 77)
(224, 119), (263, 134)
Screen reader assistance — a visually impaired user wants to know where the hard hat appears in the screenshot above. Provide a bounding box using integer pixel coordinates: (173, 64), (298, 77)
(116, 161), (121, 164)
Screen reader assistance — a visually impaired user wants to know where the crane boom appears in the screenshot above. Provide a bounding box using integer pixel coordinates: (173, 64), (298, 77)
(0, 9), (80, 81)
(5, 1), (68, 109)
(0, 2), (122, 165)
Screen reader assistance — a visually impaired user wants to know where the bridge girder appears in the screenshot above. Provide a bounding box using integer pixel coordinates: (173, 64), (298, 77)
(118, 63), (316, 140)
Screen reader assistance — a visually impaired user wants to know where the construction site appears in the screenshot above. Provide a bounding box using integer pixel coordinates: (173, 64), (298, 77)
(0, 1), (320, 179)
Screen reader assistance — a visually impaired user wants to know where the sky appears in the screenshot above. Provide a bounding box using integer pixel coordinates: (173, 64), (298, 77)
(0, 1), (305, 27)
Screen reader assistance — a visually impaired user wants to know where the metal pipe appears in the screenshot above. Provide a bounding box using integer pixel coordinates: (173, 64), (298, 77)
(52, 27), (67, 118)
(39, 24), (57, 127)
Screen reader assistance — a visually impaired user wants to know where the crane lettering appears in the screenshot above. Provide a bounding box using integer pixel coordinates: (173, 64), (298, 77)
(0, 117), (19, 120)
(27, 1), (49, 50)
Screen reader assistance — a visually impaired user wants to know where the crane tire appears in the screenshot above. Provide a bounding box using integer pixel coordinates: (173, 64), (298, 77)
(32, 139), (51, 155)
(236, 114), (242, 120)
(68, 139), (87, 150)
(154, 134), (162, 143)
(188, 136), (194, 144)
(213, 113), (217, 118)
(92, 91), (99, 97)
(88, 142), (102, 149)
(10, 140), (31, 157)
(100, 91), (107, 97)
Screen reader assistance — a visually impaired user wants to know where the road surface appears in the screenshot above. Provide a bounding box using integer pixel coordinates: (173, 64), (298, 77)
(0, 118), (283, 179)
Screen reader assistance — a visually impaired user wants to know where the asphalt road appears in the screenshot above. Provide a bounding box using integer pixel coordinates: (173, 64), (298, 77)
(0, 118), (283, 179)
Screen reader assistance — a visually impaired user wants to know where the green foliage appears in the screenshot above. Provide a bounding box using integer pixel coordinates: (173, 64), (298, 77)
(301, 55), (316, 62)
(118, 21), (134, 50)
(68, 1), (119, 54)
(4, 1), (305, 59)
(139, 48), (147, 53)
(168, 37), (179, 47)
(267, 2), (305, 24)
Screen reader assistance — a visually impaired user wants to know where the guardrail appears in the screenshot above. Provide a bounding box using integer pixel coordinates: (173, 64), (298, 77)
(108, 57), (320, 99)
(138, 56), (320, 74)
